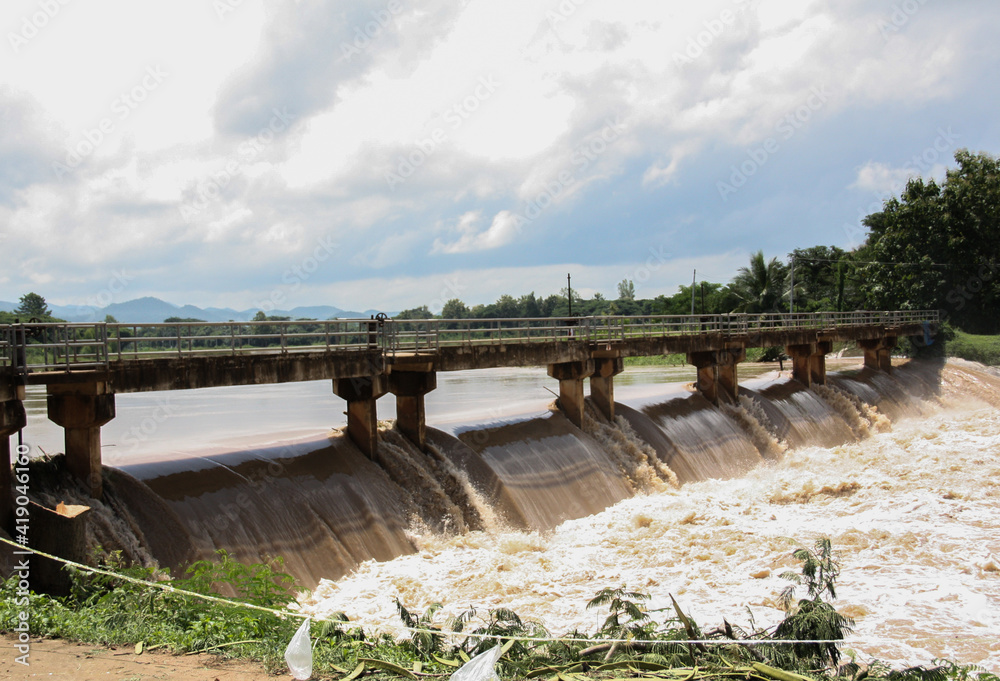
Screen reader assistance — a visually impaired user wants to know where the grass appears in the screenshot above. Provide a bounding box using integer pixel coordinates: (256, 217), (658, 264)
(3, 544), (998, 680)
(947, 330), (1000, 365)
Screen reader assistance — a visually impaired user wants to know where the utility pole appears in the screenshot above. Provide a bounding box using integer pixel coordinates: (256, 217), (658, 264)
(789, 255), (795, 314)
(567, 273), (572, 317)
(691, 269), (696, 315)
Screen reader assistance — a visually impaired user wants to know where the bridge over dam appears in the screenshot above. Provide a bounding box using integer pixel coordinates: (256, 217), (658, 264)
(0, 310), (937, 525)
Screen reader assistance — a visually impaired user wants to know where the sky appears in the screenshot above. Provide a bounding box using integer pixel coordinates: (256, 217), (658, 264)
(1, 0), (999, 314)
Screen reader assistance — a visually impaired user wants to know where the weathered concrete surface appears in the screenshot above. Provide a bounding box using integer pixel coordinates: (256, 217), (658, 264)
(432, 342), (592, 372)
(687, 344), (745, 405)
(387, 369), (437, 451)
(27, 350), (386, 393)
(547, 360), (595, 428)
(332, 374), (388, 458)
(46, 382), (115, 498)
(590, 356), (624, 421)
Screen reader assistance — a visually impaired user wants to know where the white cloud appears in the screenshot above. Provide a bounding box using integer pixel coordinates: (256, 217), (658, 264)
(432, 210), (522, 254)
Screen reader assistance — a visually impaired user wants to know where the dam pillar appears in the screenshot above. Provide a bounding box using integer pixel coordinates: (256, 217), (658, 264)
(786, 341), (832, 387)
(1, 379), (26, 532)
(388, 367), (437, 451)
(46, 382), (115, 499)
(590, 355), (624, 421)
(687, 345), (744, 405)
(547, 360), (594, 428)
(333, 375), (387, 458)
(859, 337), (896, 373)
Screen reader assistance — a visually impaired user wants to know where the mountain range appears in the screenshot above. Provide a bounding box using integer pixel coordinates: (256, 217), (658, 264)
(0, 296), (385, 323)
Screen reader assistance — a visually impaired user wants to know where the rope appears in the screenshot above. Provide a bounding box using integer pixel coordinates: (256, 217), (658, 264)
(2, 536), (992, 647)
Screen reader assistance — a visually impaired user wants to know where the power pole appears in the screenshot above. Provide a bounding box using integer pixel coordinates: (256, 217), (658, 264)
(567, 273), (572, 317)
(691, 269), (696, 315)
(789, 255), (795, 314)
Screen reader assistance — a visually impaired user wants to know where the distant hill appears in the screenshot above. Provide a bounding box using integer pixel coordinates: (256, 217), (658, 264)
(30, 296), (382, 323)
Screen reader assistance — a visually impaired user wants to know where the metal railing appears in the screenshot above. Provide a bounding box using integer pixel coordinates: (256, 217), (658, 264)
(0, 310), (938, 375)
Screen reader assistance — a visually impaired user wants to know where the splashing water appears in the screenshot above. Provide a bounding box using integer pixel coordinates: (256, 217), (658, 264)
(300, 367), (1000, 672)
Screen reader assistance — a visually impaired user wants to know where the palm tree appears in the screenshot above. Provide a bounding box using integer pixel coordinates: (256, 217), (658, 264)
(730, 251), (788, 313)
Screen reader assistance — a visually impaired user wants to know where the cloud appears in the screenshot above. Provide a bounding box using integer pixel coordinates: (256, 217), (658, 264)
(432, 210), (522, 254)
(850, 161), (917, 196)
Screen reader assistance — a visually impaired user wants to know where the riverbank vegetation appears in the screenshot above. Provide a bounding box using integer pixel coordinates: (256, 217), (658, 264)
(3, 540), (996, 680)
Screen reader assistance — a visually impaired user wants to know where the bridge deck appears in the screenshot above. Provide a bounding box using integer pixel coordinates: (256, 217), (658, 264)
(1, 311), (936, 393)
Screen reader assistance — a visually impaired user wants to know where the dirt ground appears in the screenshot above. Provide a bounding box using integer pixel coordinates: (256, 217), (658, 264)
(1, 634), (287, 680)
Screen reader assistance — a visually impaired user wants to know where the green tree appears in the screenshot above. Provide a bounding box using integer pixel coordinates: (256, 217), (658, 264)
(729, 252), (788, 313)
(789, 246), (863, 312)
(396, 305), (433, 320)
(15, 292), (51, 318)
(860, 150), (1000, 332)
(441, 299), (469, 319)
(616, 279), (635, 301)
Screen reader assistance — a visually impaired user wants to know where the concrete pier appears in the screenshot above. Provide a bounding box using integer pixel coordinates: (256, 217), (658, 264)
(786, 340), (833, 387)
(46, 382), (115, 498)
(1, 379), (26, 531)
(388, 363), (437, 451)
(859, 336), (896, 373)
(687, 344), (745, 404)
(332, 375), (387, 458)
(547, 360), (595, 427)
(590, 354), (624, 421)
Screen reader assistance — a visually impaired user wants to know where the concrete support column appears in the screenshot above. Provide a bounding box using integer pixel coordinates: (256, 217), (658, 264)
(333, 375), (387, 458)
(388, 369), (437, 451)
(547, 360), (594, 428)
(1, 380), (27, 532)
(687, 345), (744, 405)
(589, 356), (624, 421)
(785, 341), (832, 387)
(46, 382), (115, 499)
(858, 337), (896, 373)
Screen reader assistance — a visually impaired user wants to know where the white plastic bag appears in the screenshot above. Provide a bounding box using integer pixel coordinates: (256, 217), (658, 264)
(450, 645), (503, 681)
(284, 617), (313, 680)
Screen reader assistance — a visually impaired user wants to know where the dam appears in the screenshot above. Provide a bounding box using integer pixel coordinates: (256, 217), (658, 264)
(1, 310), (934, 512)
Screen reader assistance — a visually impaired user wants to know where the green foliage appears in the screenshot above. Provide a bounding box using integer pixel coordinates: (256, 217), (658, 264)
(945, 329), (1000, 365)
(731, 251), (789, 313)
(860, 150), (1000, 333)
(773, 538), (854, 668)
(15, 291), (51, 318)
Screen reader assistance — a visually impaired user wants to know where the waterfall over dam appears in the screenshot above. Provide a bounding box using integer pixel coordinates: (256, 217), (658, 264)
(26, 357), (975, 591)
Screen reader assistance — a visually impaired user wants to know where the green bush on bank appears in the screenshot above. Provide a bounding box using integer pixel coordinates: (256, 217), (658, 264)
(3, 542), (998, 680)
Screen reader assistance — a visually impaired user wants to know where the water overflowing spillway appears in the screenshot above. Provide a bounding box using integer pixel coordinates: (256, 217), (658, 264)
(40, 359), (1000, 671)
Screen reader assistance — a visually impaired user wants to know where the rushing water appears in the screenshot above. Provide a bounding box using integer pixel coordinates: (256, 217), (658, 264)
(14, 358), (1000, 671)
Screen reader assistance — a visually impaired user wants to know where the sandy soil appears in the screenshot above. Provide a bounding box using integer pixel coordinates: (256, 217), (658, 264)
(1, 634), (284, 680)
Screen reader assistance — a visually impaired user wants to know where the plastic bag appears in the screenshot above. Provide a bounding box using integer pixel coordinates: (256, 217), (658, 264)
(284, 617), (313, 680)
(450, 645), (503, 681)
